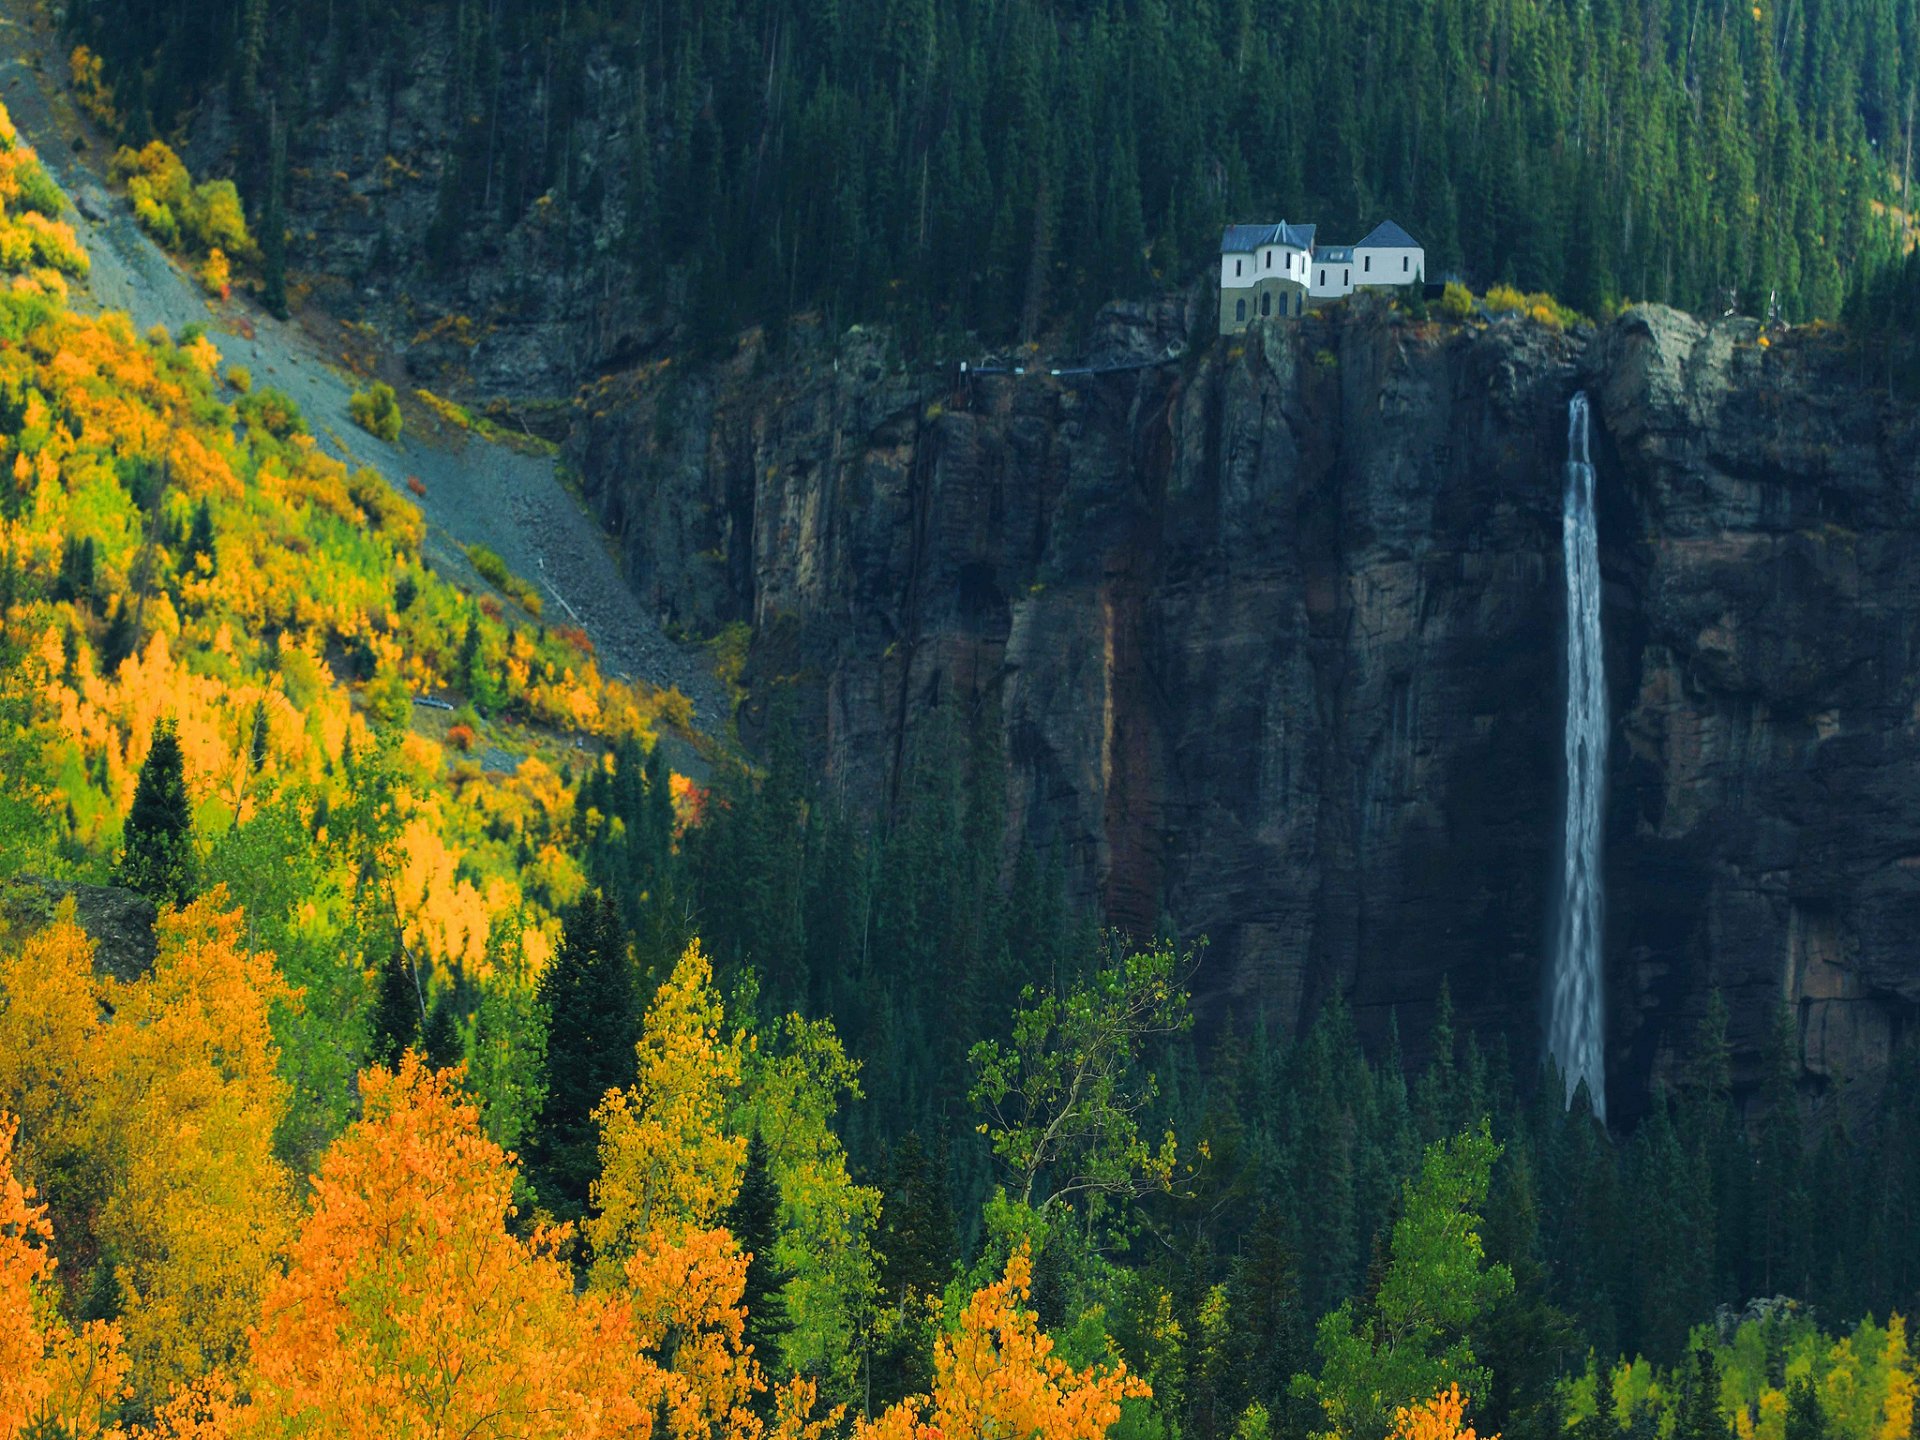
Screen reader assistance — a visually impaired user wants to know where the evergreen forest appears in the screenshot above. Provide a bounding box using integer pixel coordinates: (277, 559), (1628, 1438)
(57, 0), (1920, 343)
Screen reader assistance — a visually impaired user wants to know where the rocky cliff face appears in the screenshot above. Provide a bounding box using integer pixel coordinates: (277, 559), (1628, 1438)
(567, 296), (1920, 1120)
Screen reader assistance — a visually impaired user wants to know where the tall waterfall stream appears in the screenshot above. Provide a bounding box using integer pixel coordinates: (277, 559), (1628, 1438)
(1548, 391), (1608, 1121)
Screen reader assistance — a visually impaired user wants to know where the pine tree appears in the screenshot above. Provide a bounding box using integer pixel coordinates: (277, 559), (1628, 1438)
(530, 891), (635, 1216)
(115, 719), (195, 905)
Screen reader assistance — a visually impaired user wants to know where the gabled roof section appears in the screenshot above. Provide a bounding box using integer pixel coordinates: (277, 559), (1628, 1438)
(1221, 222), (1315, 254)
(1357, 219), (1421, 249)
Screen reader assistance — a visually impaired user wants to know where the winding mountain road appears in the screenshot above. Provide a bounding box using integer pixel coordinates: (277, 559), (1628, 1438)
(0, 9), (725, 732)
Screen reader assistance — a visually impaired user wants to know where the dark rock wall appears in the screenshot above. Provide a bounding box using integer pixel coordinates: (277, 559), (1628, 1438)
(568, 298), (1920, 1118)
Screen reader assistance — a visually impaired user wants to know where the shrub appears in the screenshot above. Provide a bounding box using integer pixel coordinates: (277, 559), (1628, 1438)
(1438, 282), (1474, 321)
(349, 382), (403, 443)
(347, 469), (425, 550)
(405, 475), (427, 497)
(467, 544), (513, 590)
(225, 365), (252, 393)
(466, 543), (543, 615)
(112, 141), (255, 260)
(1484, 283), (1527, 315)
(201, 247), (231, 299)
(69, 46), (120, 129)
(445, 723), (476, 752)
(237, 387), (305, 439)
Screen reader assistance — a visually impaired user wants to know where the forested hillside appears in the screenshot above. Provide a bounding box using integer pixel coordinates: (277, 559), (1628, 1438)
(60, 0), (1920, 348)
(8, 1), (1920, 1438)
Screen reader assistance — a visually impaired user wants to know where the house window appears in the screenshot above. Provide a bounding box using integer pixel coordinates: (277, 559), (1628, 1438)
(1364, 256), (1371, 272)
(1236, 260), (1243, 277)
(1403, 256), (1410, 272)
(1262, 291), (1271, 316)
(1265, 251), (1272, 269)
(1236, 299), (1247, 322)
(1319, 269), (1325, 286)
(1344, 268), (1350, 284)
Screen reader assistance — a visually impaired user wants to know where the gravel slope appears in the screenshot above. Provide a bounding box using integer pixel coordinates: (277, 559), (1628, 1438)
(0, 15), (725, 732)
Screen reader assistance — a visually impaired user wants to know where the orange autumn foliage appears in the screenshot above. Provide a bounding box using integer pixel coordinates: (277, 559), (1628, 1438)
(855, 1248), (1150, 1440)
(0, 1113), (129, 1440)
(624, 1226), (766, 1440)
(225, 1054), (829, 1440)
(242, 1054), (662, 1440)
(1390, 1386), (1495, 1440)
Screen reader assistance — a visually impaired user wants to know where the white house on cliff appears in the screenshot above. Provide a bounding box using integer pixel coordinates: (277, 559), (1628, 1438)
(1219, 219), (1424, 333)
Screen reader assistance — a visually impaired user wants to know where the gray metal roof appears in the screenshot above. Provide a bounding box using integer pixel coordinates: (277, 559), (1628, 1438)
(1220, 222), (1315, 254)
(1356, 219), (1421, 249)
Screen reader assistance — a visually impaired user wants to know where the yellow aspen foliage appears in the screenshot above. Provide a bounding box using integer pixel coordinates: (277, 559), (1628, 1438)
(0, 907), (111, 1248)
(588, 939), (747, 1272)
(1880, 1317), (1917, 1440)
(1390, 1387), (1494, 1440)
(387, 812), (492, 977)
(0, 1113), (129, 1440)
(98, 894), (297, 1408)
(854, 1248), (1149, 1440)
(241, 1054), (664, 1440)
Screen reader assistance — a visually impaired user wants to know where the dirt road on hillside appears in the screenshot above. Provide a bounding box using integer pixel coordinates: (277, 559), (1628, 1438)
(0, 11), (726, 733)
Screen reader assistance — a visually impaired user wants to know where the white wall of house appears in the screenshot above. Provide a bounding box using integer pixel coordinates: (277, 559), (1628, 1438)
(1220, 252), (1257, 288)
(1309, 261), (1354, 299)
(1257, 245), (1305, 278)
(1354, 246), (1425, 285)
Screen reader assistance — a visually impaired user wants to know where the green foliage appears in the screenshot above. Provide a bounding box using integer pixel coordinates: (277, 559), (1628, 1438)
(1298, 1123), (1514, 1440)
(348, 381), (403, 443)
(968, 935), (1193, 1220)
(114, 718), (196, 905)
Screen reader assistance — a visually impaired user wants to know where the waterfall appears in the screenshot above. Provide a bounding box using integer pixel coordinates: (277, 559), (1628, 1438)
(1549, 391), (1608, 1121)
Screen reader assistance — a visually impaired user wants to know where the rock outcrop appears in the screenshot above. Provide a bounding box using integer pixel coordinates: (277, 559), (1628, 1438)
(1, 877), (157, 982)
(568, 295), (1920, 1120)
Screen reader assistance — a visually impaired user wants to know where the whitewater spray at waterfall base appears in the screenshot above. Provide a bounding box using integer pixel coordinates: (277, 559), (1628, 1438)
(1549, 391), (1608, 1121)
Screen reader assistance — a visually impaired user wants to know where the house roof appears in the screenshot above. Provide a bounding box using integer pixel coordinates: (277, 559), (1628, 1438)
(1315, 245), (1355, 263)
(1220, 222), (1315, 254)
(1356, 219), (1421, 249)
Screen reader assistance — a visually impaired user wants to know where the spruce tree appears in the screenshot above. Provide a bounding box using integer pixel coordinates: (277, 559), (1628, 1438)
(1784, 1377), (1825, 1440)
(531, 891), (635, 1215)
(1225, 1204), (1309, 1436)
(181, 499), (215, 575)
(367, 945), (423, 1068)
(115, 719), (195, 905)
(422, 990), (463, 1071)
(1679, 1347), (1728, 1440)
(723, 1130), (791, 1387)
